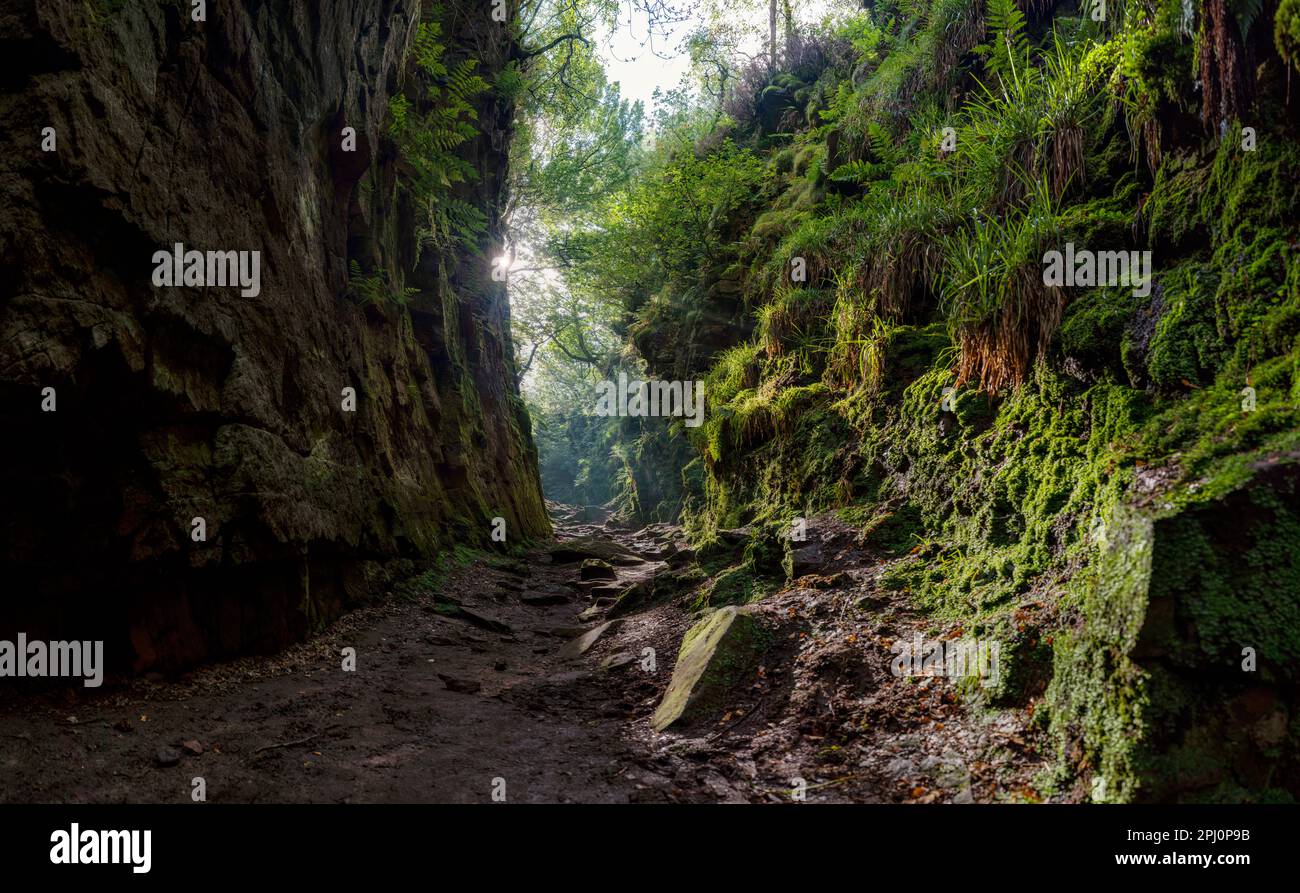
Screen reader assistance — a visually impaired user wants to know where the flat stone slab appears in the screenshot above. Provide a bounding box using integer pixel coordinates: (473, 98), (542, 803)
(454, 607), (511, 634)
(549, 536), (639, 564)
(577, 604), (605, 622)
(560, 620), (620, 660)
(521, 592), (570, 606)
(541, 625), (590, 639)
(651, 606), (766, 732)
(585, 583), (625, 598)
(601, 651), (637, 670)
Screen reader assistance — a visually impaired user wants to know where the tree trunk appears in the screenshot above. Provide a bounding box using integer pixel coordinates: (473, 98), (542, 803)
(783, 0), (795, 59)
(769, 0), (777, 70)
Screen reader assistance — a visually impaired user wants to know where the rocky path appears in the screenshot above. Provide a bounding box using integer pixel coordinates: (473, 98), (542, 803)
(0, 506), (1047, 803)
(0, 512), (666, 803)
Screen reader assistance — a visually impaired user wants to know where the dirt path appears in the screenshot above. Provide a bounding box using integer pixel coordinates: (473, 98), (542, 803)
(0, 508), (1047, 804)
(0, 518), (666, 804)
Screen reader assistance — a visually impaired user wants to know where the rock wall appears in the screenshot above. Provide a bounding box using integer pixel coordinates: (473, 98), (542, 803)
(0, 0), (549, 671)
(1050, 460), (1300, 802)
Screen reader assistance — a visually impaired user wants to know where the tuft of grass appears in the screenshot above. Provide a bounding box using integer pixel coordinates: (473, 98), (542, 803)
(940, 181), (1064, 392)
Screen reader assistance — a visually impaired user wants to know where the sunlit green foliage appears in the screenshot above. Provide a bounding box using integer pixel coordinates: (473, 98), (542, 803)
(511, 0), (1300, 799)
(388, 18), (489, 250)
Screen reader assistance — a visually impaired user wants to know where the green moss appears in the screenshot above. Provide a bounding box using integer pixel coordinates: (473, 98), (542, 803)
(402, 543), (482, 601)
(602, 0), (1300, 801)
(771, 147), (797, 176)
(697, 560), (778, 609)
(750, 207), (806, 245)
(1145, 263), (1226, 389)
(652, 606), (770, 730)
(791, 144), (821, 178)
(1146, 150), (1208, 248)
(855, 501), (924, 555)
(1057, 286), (1139, 380)
(1047, 464), (1300, 802)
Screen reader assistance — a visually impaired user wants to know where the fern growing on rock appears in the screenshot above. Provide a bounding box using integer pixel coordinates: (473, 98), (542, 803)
(388, 18), (489, 250)
(346, 260), (419, 310)
(975, 0), (1032, 87)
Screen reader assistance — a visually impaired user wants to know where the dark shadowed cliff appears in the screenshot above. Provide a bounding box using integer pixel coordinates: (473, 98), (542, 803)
(0, 0), (548, 670)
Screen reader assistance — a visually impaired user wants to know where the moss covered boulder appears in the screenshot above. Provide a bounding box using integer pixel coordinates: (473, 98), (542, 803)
(1049, 459), (1300, 802)
(651, 606), (768, 732)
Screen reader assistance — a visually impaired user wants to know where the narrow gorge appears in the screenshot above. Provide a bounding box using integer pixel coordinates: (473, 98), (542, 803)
(1, 0), (1298, 812)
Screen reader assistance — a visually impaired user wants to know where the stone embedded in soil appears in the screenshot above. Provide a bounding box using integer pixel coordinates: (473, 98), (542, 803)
(785, 541), (824, 579)
(521, 592), (570, 606)
(606, 579), (654, 619)
(586, 583), (624, 598)
(667, 548), (696, 568)
(717, 527), (753, 546)
(180, 739), (203, 756)
(601, 651), (636, 670)
(153, 746), (182, 767)
(560, 621), (621, 660)
(543, 625), (591, 639)
(578, 601), (615, 622)
(438, 674), (482, 694)
(454, 607), (512, 634)
(580, 559), (617, 580)
(651, 606), (767, 732)
(549, 536), (639, 564)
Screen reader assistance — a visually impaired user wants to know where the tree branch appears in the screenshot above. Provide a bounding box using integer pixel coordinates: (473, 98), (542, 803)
(518, 32), (590, 61)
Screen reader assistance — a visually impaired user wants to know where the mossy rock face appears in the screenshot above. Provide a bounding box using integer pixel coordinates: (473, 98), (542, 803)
(1049, 460), (1300, 802)
(651, 606), (768, 731)
(857, 501), (924, 556)
(698, 561), (776, 608)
